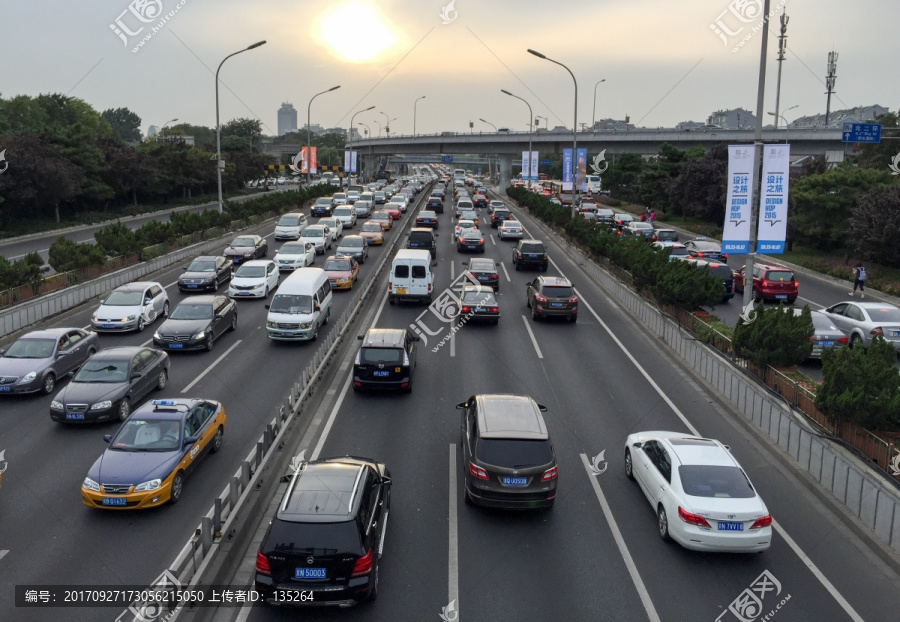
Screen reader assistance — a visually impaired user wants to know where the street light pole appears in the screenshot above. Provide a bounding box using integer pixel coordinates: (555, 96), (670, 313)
(528, 49), (578, 218)
(501, 89), (533, 187)
(767, 104), (797, 143)
(535, 115), (546, 131)
(349, 106), (375, 183)
(307, 85), (341, 184)
(374, 120), (382, 137)
(358, 123), (371, 181)
(591, 79), (605, 130)
(413, 96), (426, 137)
(159, 118), (178, 139)
(478, 118), (497, 132)
(216, 40), (266, 212)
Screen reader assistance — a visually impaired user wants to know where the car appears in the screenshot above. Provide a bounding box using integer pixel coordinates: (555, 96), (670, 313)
(153, 295), (237, 352)
(688, 260), (735, 303)
(370, 211), (393, 230)
(331, 192), (348, 207)
(463, 257), (500, 291)
(383, 203), (403, 220)
(431, 187), (445, 198)
(323, 255), (360, 290)
(312, 197), (333, 217)
(91, 282), (169, 333)
(821, 301), (900, 350)
(459, 285), (500, 325)
(358, 192), (375, 206)
(549, 197), (562, 205)
(498, 220), (524, 241)
(454, 219), (476, 237)
(359, 221), (385, 245)
(593, 208), (615, 225)
(346, 190), (360, 204)
(426, 196), (444, 214)
(624, 431), (772, 553)
(300, 225), (334, 254)
(796, 309), (849, 359)
(0, 328), (99, 395)
(651, 241), (690, 261)
(622, 222), (655, 240)
(318, 217), (344, 240)
(472, 194), (488, 208)
(733, 262), (797, 303)
(273, 212), (309, 241)
(332, 206), (358, 229)
(353, 328), (419, 392)
(460, 209), (480, 227)
(224, 235), (268, 265)
(274, 241), (317, 272)
(228, 260), (279, 298)
(391, 195), (410, 212)
(406, 227), (438, 259)
(178, 256), (232, 293)
(612, 213), (634, 231)
(254, 456), (391, 605)
(684, 237), (728, 262)
(50, 346), (170, 423)
(512, 240), (549, 272)
(415, 210), (439, 229)
(455, 199), (475, 218)
(353, 199), (373, 218)
(373, 190), (387, 204)
(81, 398), (226, 509)
(526, 275), (578, 322)
(489, 200), (505, 212)
(457, 228), (485, 253)
(653, 228), (679, 243)
(458, 394), (557, 508)
(490, 208), (512, 227)
(335, 235), (369, 264)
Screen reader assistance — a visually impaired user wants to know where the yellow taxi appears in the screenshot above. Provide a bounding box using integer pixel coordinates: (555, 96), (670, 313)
(360, 221), (385, 245)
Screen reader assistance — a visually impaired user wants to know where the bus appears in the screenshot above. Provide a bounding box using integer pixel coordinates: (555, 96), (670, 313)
(549, 181), (574, 205)
(453, 168), (466, 181)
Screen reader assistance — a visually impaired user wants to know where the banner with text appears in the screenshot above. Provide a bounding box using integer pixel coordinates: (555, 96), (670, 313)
(521, 151), (539, 181)
(344, 150), (358, 173)
(530, 150), (539, 181)
(721, 145), (755, 254)
(562, 148), (573, 191)
(756, 145), (790, 254)
(575, 147), (587, 192)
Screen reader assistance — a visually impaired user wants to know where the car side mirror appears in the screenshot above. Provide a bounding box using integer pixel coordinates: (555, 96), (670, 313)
(104, 435), (112, 443)
(455, 401), (468, 410)
(537, 403), (548, 412)
(99, 299), (105, 304)
(182, 266), (188, 271)
(264, 304), (270, 309)
(381, 476), (392, 486)
(411, 335), (421, 342)
(184, 436), (199, 446)
(632, 442), (643, 449)
(56, 350), (68, 357)
(314, 303), (321, 311)
(131, 372), (142, 380)
(0, 349), (5, 356)
(357, 335), (364, 340)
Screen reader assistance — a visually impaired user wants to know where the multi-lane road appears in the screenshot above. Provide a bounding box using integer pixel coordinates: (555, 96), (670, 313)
(3, 181), (900, 622)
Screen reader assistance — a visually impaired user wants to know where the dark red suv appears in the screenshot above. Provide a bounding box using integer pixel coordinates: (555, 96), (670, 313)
(733, 263), (798, 303)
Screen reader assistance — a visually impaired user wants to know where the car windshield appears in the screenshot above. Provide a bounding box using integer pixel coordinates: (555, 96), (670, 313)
(110, 418), (182, 452)
(315, 198), (331, 205)
(475, 439), (553, 468)
(278, 215), (302, 226)
(231, 238), (255, 247)
(543, 286), (574, 298)
(359, 347), (404, 365)
(341, 237), (364, 248)
(279, 243), (308, 255)
(4, 338), (55, 359)
(170, 304), (213, 320)
(373, 213), (388, 220)
(235, 265), (266, 278)
(867, 307), (900, 322)
(187, 260), (216, 272)
(324, 259), (352, 271)
(362, 224), (382, 232)
(304, 228), (325, 238)
(104, 290), (144, 306)
(269, 294), (313, 314)
(73, 360), (130, 383)
(679, 465), (756, 498)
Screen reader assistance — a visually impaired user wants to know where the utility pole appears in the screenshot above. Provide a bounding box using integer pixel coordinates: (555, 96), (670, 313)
(825, 51), (838, 127)
(773, 10), (789, 129)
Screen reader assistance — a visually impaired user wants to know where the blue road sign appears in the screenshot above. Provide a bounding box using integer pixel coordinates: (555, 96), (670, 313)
(540, 160), (552, 165)
(842, 123), (882, 143)
(441, 155), (453, 162)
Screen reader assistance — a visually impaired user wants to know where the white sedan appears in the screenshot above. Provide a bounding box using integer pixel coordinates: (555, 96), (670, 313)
(273, 241), (316, 272)
(228, 260), (279, 299)
(454, 219), (477, 238)
(317, 217), (344, 240)
(300, 225), (333, 254)
(624, 431), (772, 553)
(498, 220), (524, 240)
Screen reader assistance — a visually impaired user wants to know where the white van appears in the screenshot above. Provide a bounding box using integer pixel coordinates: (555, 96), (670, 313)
(265, 267), (333, 341)
(388, 249), (434, 305)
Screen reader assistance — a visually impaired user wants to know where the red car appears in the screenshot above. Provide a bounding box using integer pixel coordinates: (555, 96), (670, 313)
(733, 263), (798, 303)
(383, 203), (402, 220)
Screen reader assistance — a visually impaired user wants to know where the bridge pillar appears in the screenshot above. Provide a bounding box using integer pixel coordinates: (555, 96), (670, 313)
(498, 154), (512, 190)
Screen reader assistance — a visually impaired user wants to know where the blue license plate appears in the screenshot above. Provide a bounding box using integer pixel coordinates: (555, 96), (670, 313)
(550, 302), (563, 307)
(717, 521), (744, 531)
(410, 243), (419, 247)
(374, 370), (390, 377)
(478, 275), (488, 280)
(102, 324), (115, 329)
(528, 254), (538, 258)
(468, 245), (476, 249)
(502, 477), (528, 486)
(0, 386), (9, 392)
(187, 285), (198, 289)
(817, 341), (834, 347)
(295, 568), (326, 579)
(232, 259), (240, 264)
(102, 497), (127, 506)
(775, 294), (787, 299)
(66, 413), (85, 420)
(278, 332), (295, 337)
(169, 344), (183, 349)
(238, 292), (250, 296)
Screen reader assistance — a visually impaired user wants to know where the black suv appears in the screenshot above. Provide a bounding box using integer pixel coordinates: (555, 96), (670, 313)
(255, 456), (391, 607)
(526, 276), (578, 322)
(312, 198), (333, 217)
(406, 227), (437, 259)
(512, 240), (549, 272)
(490, 208), (512, 228)
(178, 256), (232, 293)
(353, 328), (419, 392)
(458, 394), (557, 509)
(426, 196), (444, 214)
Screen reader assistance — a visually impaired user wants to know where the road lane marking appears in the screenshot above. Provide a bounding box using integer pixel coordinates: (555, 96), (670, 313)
(500, 263), (511, 283)
(580, 454), (661, 622)
(450, 326), (456, 358)
(449, 444), (460, 622)
(0, 550), (8, 562)
(310, 367), (353, 461)
(489, 232), (496, 245)
(521, 315), (543, 359)
(797, 295), (824, 309)
(450, 260), (454, 280)
(180, 340), (242, 393)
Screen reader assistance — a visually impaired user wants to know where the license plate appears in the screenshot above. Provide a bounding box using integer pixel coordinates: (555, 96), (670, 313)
(374, 370), (390, 377)
(238, 292), (250, 296)
(396, 288), (407, 294)
(551, 302), (563, 307)
(717, 521), (744, 531)
(169, 344), (184, 349)
(468, 245), (476, 249)
(187, 285), (198, 289)
(232, 259), (240, 264)
(295, 568), (326, 579)
(478, 275), (488, 280)
(410, 243), (419, 247)
(775, 294), (787, 299)
(66, 413), (85, 420)
(278, 332), (295, 337)
(528, 254), (538, 258)
(102, 497), (127, 506)
(102, 324), (115, 329)
(0, 386), (9, 392)
(817, 341), (834, 347)
(502, 477), (528, 486)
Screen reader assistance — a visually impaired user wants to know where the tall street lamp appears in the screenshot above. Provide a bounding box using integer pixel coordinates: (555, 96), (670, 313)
(591, 79), (605, 130)
(307, 85), (341, 184)
(159, 118), (178, 138)
(373, 119), (382, 137)
(535, 115), (547, 130)
(349, 106), (375, 182)
(767, 104), (797, 144)
(413, 96), (426, 137)
(501, 89), (533, 187)
(478, 118), (497, 132)
(528, 48), (578, 217)
(216, 40), (266, 212)
(358, 123), (371, 181)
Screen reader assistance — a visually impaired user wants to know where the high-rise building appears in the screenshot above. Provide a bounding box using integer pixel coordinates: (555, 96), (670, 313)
(277, 102), (298, 137)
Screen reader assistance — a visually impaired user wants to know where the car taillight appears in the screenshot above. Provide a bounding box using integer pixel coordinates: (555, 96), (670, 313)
(696, 252), (704, 257)
(677, 506), (711, 528)
(871, 327), (884, 336)
(255, 551), (271, 575)
(761, 280), (770, 288)
(490, 273), (499, 280)
(490, 307), (498, 312)
(469, 462), (489, 480)
(721, 254), (728, 260)
(534, 294), (547, 302)
(542, 466), (558, 481)
(750, 515), (772, 529)
(568, 297), (578, 303)
(838, 336), (849, 344)
(388, 281), (392, 290)
(461, 306), (471, 313)
(793, 281), (799, 288)
(352, 549), (373, 577)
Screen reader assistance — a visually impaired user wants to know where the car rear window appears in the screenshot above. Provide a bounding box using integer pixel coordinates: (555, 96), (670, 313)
(706, 265), (733, 280)
(765, 270), (794, 282)
(268, 519), (361, 553)
(543, 286), (574, 298)
(394, 265), (409, 278)
(409, 231), (434, 245)
(867, 307), (900, 322)
(520, 243), (545, 253)
(475, 439), (554, 469)
(493, 210), (510, 218)
(412, 265), (427, 278)
(678, 465), (756, 498)
(656, 230), (677, 240)
(360, 347), (404, 364)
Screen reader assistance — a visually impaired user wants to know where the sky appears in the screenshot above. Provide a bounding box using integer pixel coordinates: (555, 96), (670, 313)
(0, 0), (896, 138)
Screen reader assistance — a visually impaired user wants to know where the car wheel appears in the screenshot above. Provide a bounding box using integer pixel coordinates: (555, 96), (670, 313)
(210, 427), (224, 453)
(262, 246), (268, 257)
(136, 317), (145, 332)
(156, 369), (168, 391)
(42, 373), (56, 395)
(464, 489), (473, 505)
(491, 318), (499, 326)
(514, 261), (520, 271)
(531, 305), (539, 321)
(118, 398), (131, 422)
(310, 326), (319, 341)
(162, 302), (170, 318)
(753, 289), (763, 303)
(624, 449), (634, 480)
(658, 505), (672, 541)
(787, 297), (797, 304)
(570, 315), (577, 323)
(205, 334), (214, 352)
(170, 471), (185, 504)
(230, 313), (237, 332)
(542, 264), (548, 272)
(367, 563), (379, 602)
(526, 294), (531, 308)
(388, 296), (395, 306)
(264, 285), (269, 298)
(850, 333), (862, 349)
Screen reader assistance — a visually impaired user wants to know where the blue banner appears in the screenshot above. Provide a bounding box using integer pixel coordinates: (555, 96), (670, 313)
(576, 147), (587, 192)
(562, 149), (573, 187)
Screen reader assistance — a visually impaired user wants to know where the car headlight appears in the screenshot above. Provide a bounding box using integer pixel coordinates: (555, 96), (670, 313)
(91, 401), (112, 411)
(22, 371), (36, 383)
(253, 282), (264, 289)
(193, 331), (206, 340)
(153, 332), (161, 340)
(92, 316), (99, 322)
(300, 322), (312, 329)
(266, 321), (277, 328)
(126, 315), (136, 321)
(51, 400), (64, 410)
(83, 477), (101, 492)
(134, 478), (162, 492)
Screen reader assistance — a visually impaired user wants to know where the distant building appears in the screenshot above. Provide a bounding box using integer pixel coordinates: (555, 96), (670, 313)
(147, 125), (159, 137)
(589, 117), (634, 131)
(278, 102), (298, 137)
(675, 120), (704, 131)
(300, 123), (325, 136)
(159, 134), (195, 146)
(325, 127), (347, 138)
(790, 104), (888, 129)
(706, 108), (756, 129)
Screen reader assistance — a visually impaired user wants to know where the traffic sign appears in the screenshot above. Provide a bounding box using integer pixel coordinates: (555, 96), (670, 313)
(842, 123), (882, 143)
(441, 155), (453, 162)
(540, 160), (551, 165)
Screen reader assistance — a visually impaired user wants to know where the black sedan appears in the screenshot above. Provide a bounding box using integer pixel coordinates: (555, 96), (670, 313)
(459, 286), (500, 325)
(416, 210), (439, 228)
(426, 197), (444, 214)
(224, 235), (268, 265)
(684, 237), (728, 262)
(178, 256), (232, 293)
(50, 347), (170, 424)
(0, 328), (99, 395)
(463, 258), (500, 291)
(152, 296), (237, 352)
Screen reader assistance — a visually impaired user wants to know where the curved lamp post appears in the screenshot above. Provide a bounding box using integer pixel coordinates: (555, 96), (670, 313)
(501, 89), (533, 186)
(413, 96), (426, 137)
(591, 79), (605, 130)
(307, 85), (341, 184)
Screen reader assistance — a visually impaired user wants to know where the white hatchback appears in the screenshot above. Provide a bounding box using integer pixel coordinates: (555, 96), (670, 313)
(228, 260), (279, 299)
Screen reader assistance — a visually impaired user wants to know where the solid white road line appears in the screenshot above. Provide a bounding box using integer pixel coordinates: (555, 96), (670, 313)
(500, 262), (511, 283)
(796, 295), (824, 309)
(489, 233), (496, 245)
(450, 326), (456, 358)
(180, 340), (242, 394)
(450, 260), (454, 280)
(0, 550), (8, 562)
(520, 315), (544, 359)
(448, 444), (460, 622)
(311, 370), (354, 461)
(580, 454), (661, 622)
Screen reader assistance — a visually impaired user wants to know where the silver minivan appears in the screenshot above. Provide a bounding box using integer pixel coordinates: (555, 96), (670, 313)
(265, 268), (333, 341)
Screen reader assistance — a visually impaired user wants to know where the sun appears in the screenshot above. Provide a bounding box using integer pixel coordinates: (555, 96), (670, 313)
(318, 2), (396, 63)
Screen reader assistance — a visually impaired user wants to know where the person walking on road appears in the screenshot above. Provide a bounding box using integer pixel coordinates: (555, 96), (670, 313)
(649, 209), (656, 223)
(850, 263), (867, 298)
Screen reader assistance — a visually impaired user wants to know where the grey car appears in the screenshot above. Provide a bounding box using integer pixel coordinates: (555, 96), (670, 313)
(795, 309), (848, 359)
(821, 301), (900, 350)
(0, 328), (100, 395)
(49, 347), (170, 423)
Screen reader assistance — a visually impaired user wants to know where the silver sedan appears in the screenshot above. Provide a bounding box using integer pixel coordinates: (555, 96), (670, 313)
(822, 301), (900, 350)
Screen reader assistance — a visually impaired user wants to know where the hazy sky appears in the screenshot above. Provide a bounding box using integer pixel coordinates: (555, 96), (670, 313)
(1, 1), (896, 138)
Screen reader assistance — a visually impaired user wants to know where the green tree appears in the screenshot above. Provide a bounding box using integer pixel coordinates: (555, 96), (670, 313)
(603, 153), (645, 203)
(47, 237), (105, 272)
(94, 222), (140, 257)
(649, 259), (723, 309)
(848, 186), (900, 267)
(635, 143), (704, 213)
(665, 142), (728, 222)
(855, 112), (899, 171)
(101, 107), (142, 143)
(733, 304), (814, 367)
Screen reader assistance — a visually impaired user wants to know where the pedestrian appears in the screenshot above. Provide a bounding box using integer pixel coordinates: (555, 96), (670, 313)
(850, 263), (867, 298)
(639, 212), (647, 222)
(649, 209), (656, 223)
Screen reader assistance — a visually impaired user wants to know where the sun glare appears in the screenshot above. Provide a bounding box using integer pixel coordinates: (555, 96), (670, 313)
(318, 2), (396, 63)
